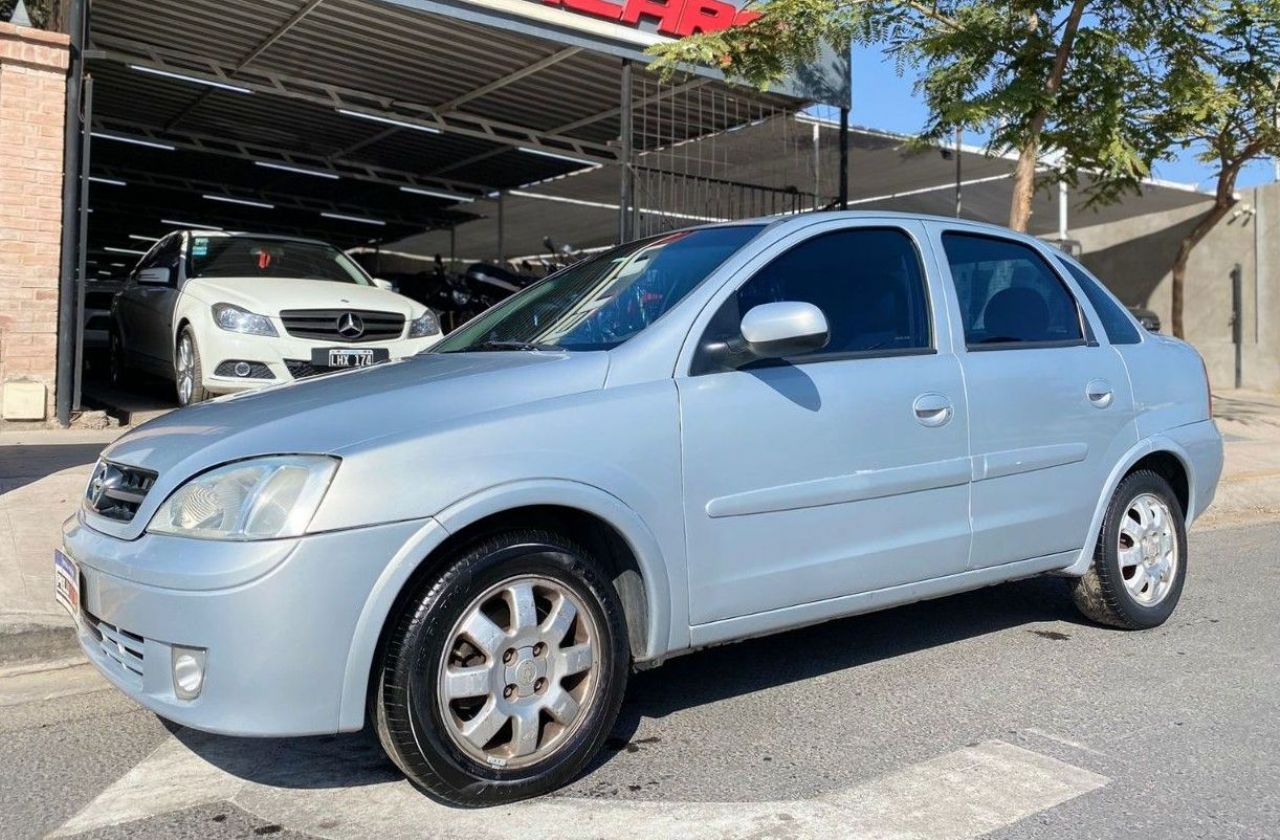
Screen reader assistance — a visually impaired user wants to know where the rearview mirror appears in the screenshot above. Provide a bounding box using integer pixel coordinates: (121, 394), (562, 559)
(372, 277), (396, 291)
(136, 267), (172, 286)
(739, 301), (830, 359)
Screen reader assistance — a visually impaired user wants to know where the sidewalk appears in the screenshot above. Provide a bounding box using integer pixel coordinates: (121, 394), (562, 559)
(1197, 389), (1280, 529)
(1, 392), (1278, 665)
(0, 429), (122, 664)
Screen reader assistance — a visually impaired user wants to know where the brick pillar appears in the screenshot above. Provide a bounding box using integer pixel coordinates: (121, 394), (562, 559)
(0, 22), (69, 425)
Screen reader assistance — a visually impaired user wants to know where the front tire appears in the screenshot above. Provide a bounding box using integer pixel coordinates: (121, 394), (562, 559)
(174, 327), (209, 407)
(375, 530), (629, 806)
(1072, 470), (1187, 629)
(108, 331), (127, 387)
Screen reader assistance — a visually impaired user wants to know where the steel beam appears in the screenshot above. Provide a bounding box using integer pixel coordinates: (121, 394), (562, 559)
(87, 35), (620, 162)
(330, 46), (582, 161)
(91, 116), (490, 196)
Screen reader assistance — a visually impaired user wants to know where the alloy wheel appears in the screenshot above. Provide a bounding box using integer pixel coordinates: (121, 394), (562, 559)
(1117, 492), (1179, 606)
(436, 575), (600, 770)
(176, 335), (195, 406)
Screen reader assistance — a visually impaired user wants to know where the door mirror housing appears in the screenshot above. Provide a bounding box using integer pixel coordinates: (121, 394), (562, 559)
(372, 277), (397, 291)
(739, 301), (830, 359)
(136, 267), (172, 286)
(698, 301), (831, 372)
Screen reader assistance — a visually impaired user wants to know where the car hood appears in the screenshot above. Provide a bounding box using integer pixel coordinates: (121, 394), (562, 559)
(184, 276), (421, 317)
(92, 351), (610, 539)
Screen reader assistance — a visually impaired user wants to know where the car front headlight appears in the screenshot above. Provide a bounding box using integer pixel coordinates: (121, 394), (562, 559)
(407, 308), (441, 338)
(148, 455), (338, 540)
(212, 303), (278, 337)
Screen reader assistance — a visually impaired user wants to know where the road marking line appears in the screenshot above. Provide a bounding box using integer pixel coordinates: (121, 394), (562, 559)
(50, 735), (246, 837)
(52, 734), (1108, 839)
(1024, 727), (1110, 758)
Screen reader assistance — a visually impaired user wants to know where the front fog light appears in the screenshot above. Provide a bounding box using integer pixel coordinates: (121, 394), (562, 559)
(172, 646), (207, 700)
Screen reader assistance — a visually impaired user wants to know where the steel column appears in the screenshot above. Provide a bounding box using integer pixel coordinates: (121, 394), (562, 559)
(838, 107), (849, 210)
(618, 60), (634, 243)
(497, 191), (506, 262)
(55, 0), (88, 427)
(73, 75), (94, 412)
(954, 126), (963, 218)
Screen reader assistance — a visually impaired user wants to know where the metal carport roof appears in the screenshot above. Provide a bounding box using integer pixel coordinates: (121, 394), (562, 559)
(80, 0), (805, 264)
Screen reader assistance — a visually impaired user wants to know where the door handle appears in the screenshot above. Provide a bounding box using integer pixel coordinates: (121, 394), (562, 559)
(1086, 379), (1114, 409)
(913, 393), (953, 427)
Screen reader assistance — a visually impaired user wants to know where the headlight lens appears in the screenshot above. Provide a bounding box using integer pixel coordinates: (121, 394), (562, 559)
(148, 455), (338, 540)
(212, 303), (278, 337)
(407, 308), (441, 338)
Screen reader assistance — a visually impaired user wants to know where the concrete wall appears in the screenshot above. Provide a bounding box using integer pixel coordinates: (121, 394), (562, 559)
(0, 21), (68, 424)
(1073, 182), (1280, 393)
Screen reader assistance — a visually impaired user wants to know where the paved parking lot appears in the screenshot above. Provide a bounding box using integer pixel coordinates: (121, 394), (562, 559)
(3, 522), (1277, 840)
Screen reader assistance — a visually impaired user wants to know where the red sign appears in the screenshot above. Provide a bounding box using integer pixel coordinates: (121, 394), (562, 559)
(541, 0), (761, 38)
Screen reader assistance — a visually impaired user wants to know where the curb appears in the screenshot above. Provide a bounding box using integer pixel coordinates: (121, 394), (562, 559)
(0, 617), (83, 668)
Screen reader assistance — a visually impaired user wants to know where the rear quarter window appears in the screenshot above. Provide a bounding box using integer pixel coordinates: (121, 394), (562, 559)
(1057, 258), (1143, 345)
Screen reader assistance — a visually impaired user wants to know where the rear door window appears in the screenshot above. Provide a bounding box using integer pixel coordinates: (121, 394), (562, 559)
(941, 233), (1085, 348)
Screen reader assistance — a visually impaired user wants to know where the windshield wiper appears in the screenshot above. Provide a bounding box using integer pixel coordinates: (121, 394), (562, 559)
(471, 340), (565, 352)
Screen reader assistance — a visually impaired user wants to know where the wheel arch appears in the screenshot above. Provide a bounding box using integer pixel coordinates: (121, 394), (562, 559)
(337, 480), (673, 732)
(1060, 437), (1198, 577)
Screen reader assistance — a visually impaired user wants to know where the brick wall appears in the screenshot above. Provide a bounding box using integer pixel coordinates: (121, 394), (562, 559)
(0, 21), (68, 424)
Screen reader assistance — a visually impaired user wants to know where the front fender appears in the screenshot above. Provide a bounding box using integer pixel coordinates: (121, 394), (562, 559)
(1059, 420), (1222, 577)
(336, 479), (675, 732)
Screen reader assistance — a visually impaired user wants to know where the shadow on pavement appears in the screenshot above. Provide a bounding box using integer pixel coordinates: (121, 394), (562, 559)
(0, 444), (109, 493)
(170, 573), (1086, 795)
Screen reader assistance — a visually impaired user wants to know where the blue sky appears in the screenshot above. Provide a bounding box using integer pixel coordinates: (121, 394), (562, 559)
(848, 46), (1276, 191)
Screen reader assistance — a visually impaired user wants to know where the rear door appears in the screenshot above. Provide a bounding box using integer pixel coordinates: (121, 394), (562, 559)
(679, 220), (973, 626)
(931, 227), (1137, 570)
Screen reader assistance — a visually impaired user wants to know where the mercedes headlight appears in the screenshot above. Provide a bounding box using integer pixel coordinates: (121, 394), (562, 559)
(148, 456), (338, 540)
(212, 303), (278, 337)
(407, 308), (441, 338)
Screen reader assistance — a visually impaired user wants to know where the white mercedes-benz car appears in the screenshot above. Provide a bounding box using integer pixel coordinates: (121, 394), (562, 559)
(109, 230), (444, 406)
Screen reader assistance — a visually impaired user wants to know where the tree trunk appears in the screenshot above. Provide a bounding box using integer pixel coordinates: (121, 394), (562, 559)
(1006, 0), (1087, 232)
(1008, 139), (1040, 231)
(1170, 204), (1229, 339)
(1169, 145), (1259, 338)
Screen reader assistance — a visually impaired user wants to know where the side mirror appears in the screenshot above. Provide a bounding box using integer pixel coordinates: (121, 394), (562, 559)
(373, 278), (396, 292)
(740, 301), (830, 359)
(701, 301), (830, 371)
(136, 267), (172, 286)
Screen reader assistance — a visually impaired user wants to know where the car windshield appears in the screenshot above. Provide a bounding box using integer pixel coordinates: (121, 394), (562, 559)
(433, 225), (764, 353)
(187, 236), (371, 285)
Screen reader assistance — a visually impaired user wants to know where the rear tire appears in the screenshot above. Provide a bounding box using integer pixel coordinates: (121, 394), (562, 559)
(1072, 470), (1187, 629)
(175, 327), (209, 407)
(375, 530), (629, 806)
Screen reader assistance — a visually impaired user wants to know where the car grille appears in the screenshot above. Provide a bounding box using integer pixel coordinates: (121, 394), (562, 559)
(279, 309), (405, 343)
(84, 460), (157, 523)
(83, 608), (145, 688)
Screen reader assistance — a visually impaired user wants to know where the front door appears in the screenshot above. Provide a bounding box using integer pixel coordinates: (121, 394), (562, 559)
(119, 233), (184, 373)
(679, 222), (973, 626)
(933, 229), (1138, 569)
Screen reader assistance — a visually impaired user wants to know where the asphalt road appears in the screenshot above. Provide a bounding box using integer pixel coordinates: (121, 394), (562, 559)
(3, 522), (1278, 840)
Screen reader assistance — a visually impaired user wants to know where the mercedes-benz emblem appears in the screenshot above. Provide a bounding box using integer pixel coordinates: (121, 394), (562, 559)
(336, 312), (365, 339)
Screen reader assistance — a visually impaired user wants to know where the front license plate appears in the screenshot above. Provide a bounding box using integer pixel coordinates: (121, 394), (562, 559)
(53, 550), (80, 619)
(314, 348), (388, 368)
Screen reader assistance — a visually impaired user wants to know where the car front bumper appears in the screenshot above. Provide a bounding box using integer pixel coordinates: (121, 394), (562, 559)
(62, 513), (430, 737)
(201, 330), (442, 394)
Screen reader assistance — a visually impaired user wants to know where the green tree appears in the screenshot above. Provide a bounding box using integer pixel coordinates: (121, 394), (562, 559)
(650, 1), (1173, 232)
(1152, 0), (1280, 338)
